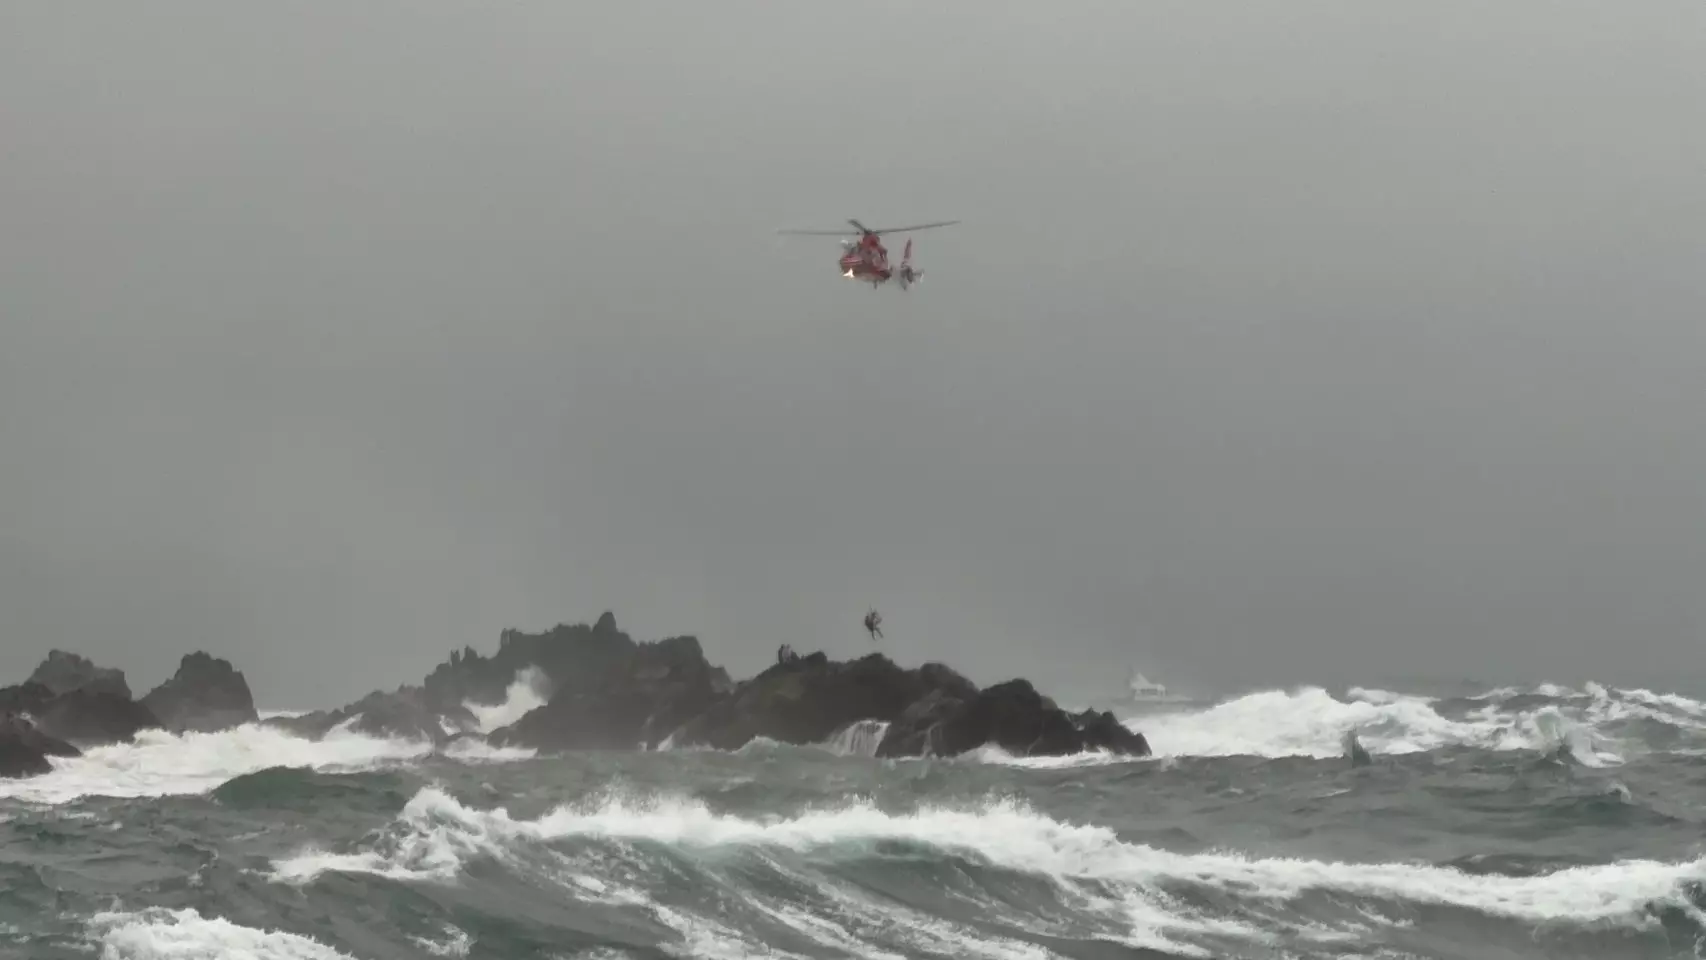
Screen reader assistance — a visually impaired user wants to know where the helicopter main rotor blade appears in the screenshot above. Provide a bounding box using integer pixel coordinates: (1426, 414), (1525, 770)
(777, 219), (960, 237)
(864, 220), (960, 235)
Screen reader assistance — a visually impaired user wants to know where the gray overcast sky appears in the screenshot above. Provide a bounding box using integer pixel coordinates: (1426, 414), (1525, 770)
(3, 2), (1705, 709)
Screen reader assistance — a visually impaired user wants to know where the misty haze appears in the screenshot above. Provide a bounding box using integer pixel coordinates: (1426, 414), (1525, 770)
(4, 4), (1706, 958)
(5, 3), (1705, 708)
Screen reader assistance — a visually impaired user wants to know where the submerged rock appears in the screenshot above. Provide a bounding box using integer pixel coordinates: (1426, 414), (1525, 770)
(142, 651), (260, 733)
(266, 685), (477, 745)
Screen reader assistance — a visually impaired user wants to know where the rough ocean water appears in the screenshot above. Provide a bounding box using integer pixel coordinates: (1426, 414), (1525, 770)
(4, 678), (1706, 960)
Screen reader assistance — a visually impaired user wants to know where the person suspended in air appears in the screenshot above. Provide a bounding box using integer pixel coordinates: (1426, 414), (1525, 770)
(863, 609), (883, 641)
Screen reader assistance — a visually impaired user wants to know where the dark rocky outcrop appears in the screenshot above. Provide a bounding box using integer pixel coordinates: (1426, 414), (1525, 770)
(647, 653), (1150, 760)
(661, 653), (974, 753)
(141, 652), (260, 733)
(269, 612), (737, 748)
(0, 681), (55, 717)
(0, 713), (79, 778)
(1, 613), (1150, 773)
(423, 612), (729, 715)
(30, 650), (132, 700)
(29, 687), (159, 746)
(877, 677), (1150, 758)
(351, 614), (1154, 761)
(2, 653), (161, 747)
(489, 633), (731, 751)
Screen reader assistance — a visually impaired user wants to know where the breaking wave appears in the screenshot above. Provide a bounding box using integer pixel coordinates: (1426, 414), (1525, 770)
(266, 785), (1706, 958)
(87, 907), (362, 960)
(0, 717), (437, 805)
(1118, 681), (1706, 765)
(11, 680), (1700, 808)
(13, 677), (1706, 958)
(463, 666), (550, 735)
(644, 680), (1706, 771)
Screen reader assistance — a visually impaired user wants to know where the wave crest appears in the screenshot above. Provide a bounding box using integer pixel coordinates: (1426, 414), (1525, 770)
(1125, 682), (1706, 762)
(0, 719), (433, 804)
(269, 785), (1706, 955)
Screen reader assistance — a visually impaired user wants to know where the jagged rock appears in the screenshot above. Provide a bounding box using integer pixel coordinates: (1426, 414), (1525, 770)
(490, 634), (727, 751)
(0, 713), (79, 778)
(423, 613), (640, 711)
(269, 615), (662, 747)
(1070, 707), (1152, 757)
(664, 653), (978, 752)
(4, 653), (160, 747)
(30, 650), (131, 700)
(879, 678), (1150, 759)
(141, 652), (260, 733)
(262, 612), (1151, 763)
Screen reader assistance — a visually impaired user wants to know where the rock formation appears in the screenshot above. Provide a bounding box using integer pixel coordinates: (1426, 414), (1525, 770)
(269, 612), (736, 747)
(876, 676), (1150, 758)
(276, 612), (1150, 761)
(0, 648), (262, 759)
(0, 681), (54, 717)
(2, 652), (159, 747)
(29, 649), (132, 700)
(489, 633), (730, 751)
(3, 613), (1151, 774)
(659, 652), (973, 752)
(634, 652), (1150, 760)
(26, 687), (158, 745)
(141, 651), (260, 733)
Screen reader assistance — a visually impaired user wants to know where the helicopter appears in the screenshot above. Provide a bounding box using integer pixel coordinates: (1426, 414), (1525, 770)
(778, 218), (960, 290)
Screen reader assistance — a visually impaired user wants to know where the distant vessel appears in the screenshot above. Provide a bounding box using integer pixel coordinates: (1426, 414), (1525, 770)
(1080, 667), (1196, 715)
(1127, 670), (1170, 700)
(1114, 668), (1196, 708)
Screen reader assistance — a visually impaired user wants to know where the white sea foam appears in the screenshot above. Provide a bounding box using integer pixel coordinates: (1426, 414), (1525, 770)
(463, 666), (550, 735)
(410, 923), (472, 957)
(258, 708), (311, 720)
(269, 786), (1706, 954)
(0, 718), (433, 804)
(650, 679), (1706, 769)
(1107, 682), (1706, 762)
(439, 737), (537, 764)
(86, 906), (358, 960)
(821, 719), (890, 758)
(962, 744), (1137, 769)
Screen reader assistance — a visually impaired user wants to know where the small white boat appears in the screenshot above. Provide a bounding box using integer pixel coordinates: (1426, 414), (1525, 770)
(1127, 670), (1170, 700)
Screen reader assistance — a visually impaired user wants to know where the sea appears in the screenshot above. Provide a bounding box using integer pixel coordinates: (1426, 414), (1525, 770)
(3, 677), (1705, 960)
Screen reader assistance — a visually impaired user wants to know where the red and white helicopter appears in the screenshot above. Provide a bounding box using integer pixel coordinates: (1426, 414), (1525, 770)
(778, 218), (960, 290)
